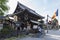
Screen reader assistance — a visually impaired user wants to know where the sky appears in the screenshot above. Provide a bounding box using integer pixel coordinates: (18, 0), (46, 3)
(7, 0), (60, 24)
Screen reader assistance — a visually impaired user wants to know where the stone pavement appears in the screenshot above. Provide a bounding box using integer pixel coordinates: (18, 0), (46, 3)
(15, 36), (45, 40)
(14, 33), (45, 40)
(19, 30), (60, 40)
(4, 30), (60, 40)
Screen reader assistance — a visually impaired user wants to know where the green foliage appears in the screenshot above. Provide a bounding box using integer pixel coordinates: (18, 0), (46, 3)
(51, 18), (59, 29)
(0, 0), (8, 4)
(52, 18), (58, 25)
(0, 10), (4, 15)
(0, 0), (9, 15)
(1, 28), (10, 34)
(53, 19), (58, 23)
(1, 25), (14, 34)
(0, 4), (8, 11)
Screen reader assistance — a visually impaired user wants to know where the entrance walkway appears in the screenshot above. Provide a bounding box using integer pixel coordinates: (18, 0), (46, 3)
(15, 30), (60, 40)
(5, 29), (60, 40)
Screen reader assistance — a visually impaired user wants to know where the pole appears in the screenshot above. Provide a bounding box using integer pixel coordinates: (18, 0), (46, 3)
(46, 15), (48, 33)
(57, 18), (59, 29)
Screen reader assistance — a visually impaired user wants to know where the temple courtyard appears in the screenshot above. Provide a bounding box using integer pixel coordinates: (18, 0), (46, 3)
(5, 29), (60, 40)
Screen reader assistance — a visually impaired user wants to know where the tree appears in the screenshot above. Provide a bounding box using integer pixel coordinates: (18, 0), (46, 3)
(52, 18), (58, 29)
(53, 18), (58, 25)
(0, 0), (9, 15)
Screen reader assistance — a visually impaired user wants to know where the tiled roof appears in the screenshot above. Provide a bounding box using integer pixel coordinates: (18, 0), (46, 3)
(14, 2), (44, 19)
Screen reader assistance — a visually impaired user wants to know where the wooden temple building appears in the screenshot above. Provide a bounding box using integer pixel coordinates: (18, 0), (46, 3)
(12, 2), (44, 30)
